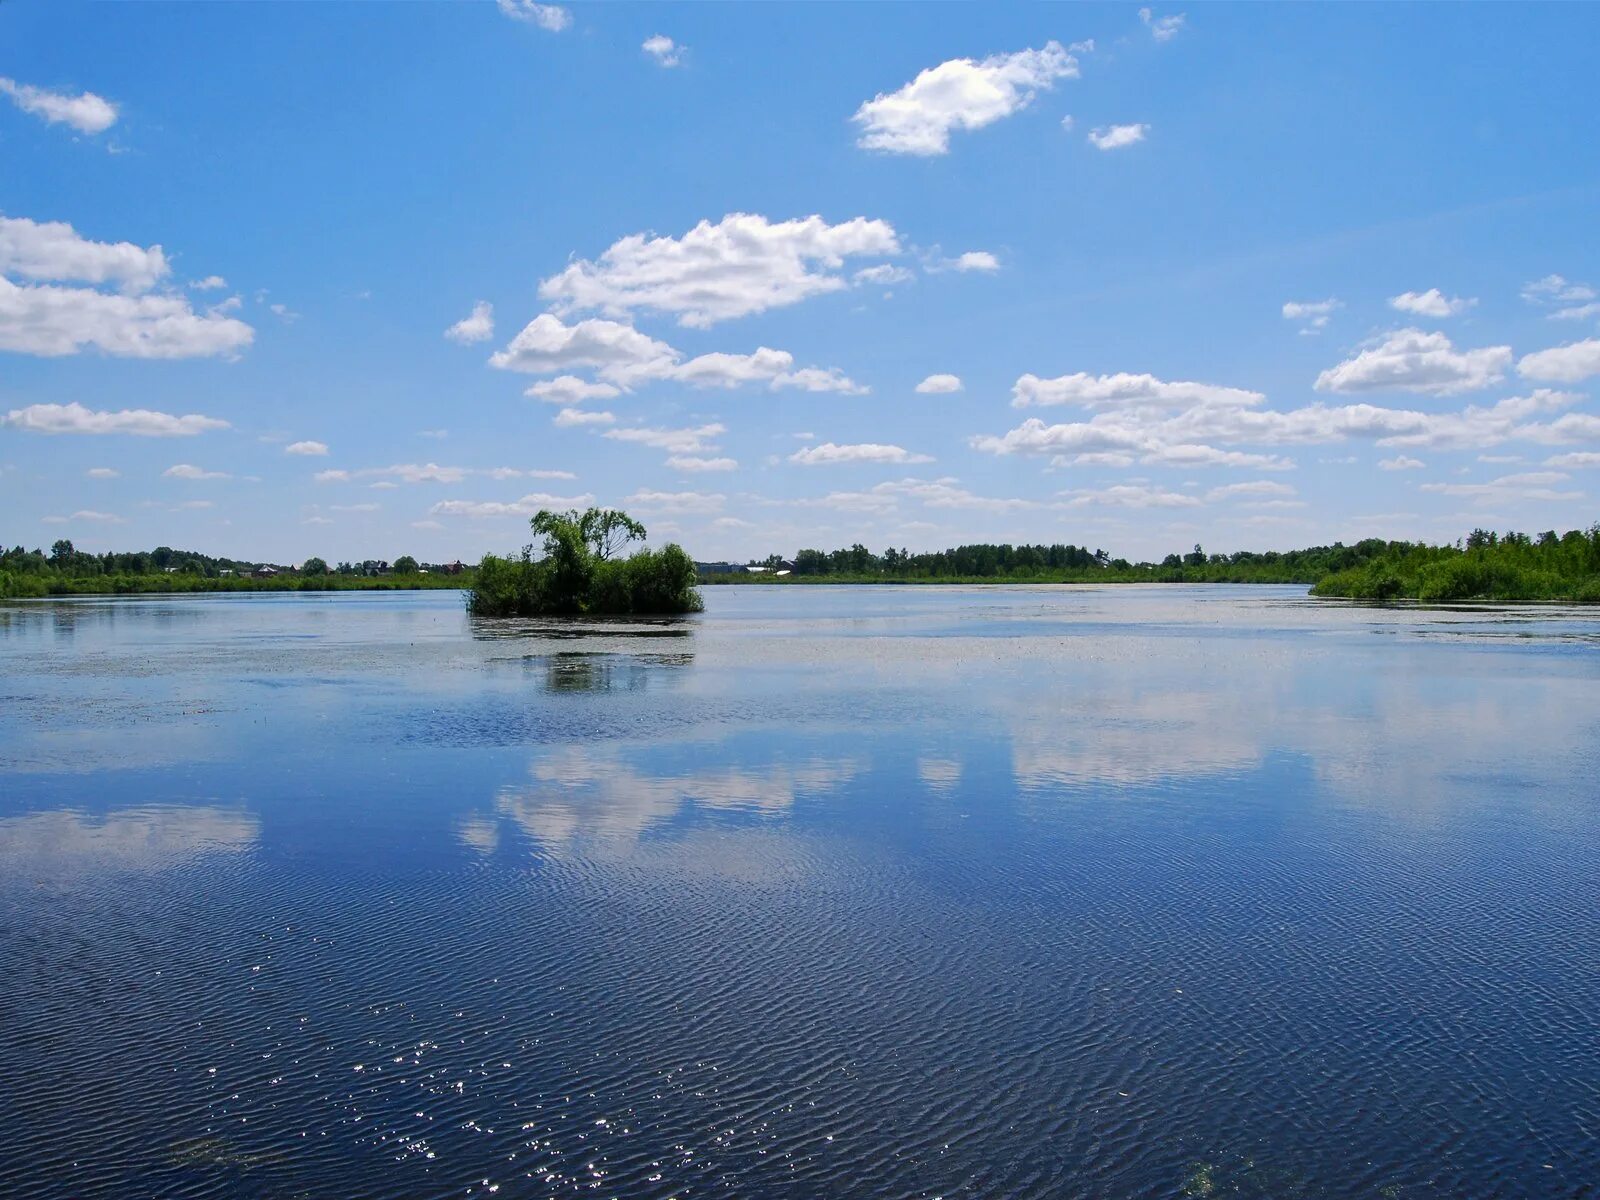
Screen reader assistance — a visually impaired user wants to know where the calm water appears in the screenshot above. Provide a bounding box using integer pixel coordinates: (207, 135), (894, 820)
(2, 585), (1598, 1199)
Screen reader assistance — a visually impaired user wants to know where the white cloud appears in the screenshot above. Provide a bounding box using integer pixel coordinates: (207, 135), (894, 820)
(0, 78), (118, 134)
(1517, 338), (1600, 384)
(667, 455), (738, 472)
(1522, 274), (1596, 321)
(770, 365), (868, 395)
(0, 222), (253, 360)
(444, 300), (494, 344)
(1060, 114), (1075, 132)
(915, 373), (963, 394)
(191, 275), (228, 291)
(2, 402), (229, 437)
(285, 440), (329, 456)
(1282, 298), (1341, 332)
(1314, 329), (1511, 395)
(854, 264), (915, 286)
(852, 42), (1080, 156)
(303, 516), (333, 526)
(489, 313), (676, 381)
(1388, 288), (1475, 318)
(1139, 8), (1186, 41)
(1545, 451), (1600, 469)
(1419, 471), (1582, 503)
(667, 347), (796, 389)
(948, 251), (1000, 273)
(524, 375), (622, 404)
(496, 0), (570, 31)
(1013, 371), (1263, 410)
(604, 423), (726, 455)
(539, 213), (901, 328)
(1088, 123), (1148, 150)
(626, 489), (725, 513)
(331, 503), (380, 513)
(163, 464), (229, 480)
(41, 509), (125, 524)
(1062, 484), (1199, 509)
(430, 491), (597, 519)
(85, 467), (119, 479)
(1205, 481), (1296, 502)
(554, 407), (616, 427)
(789, 442), (933, 466)
(642, 35), (683, 67)
(1379, 455), (1425, 471)
(0, 278), (255, 358)
(0, 215), (168, 291)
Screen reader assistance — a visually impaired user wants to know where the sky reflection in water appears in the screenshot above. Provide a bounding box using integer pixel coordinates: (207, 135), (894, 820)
(1, 586), (1597, 1198)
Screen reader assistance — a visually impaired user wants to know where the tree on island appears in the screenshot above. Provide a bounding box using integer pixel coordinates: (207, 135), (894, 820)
(302, 557), (329, 576)
(393, 555), (418, 574)
(469, 507), (701, 617)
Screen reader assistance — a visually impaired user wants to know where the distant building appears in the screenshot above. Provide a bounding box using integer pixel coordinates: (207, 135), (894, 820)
(443, 560), (465, 575)
(253, 565), (278, 578)
(695, 561), (744, 575)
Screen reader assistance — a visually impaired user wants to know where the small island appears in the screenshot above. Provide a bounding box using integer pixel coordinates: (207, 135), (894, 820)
(468, 507), (702, 617)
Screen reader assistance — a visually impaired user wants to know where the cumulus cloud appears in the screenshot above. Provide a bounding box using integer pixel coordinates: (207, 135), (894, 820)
(935, 250), (1000, 273)
(1205, 480), (1296, 502)
(41, 509), (125, 525)
(604, 423), (726, 455)
(1062, 484), (1199, 509)
(1139, 8), (1186, 41)
(916, 373), (963, 394)
(0, 78), (118, 134)
(852, 42), (1080, 156)
(1517, 338), (1600, 384)
(163, 464), (229, 480)
(1544, 451), (1600, 469)
(553, 407), (616, 427)
(1388, 288), (1475, 318)
(444, 300), (494, 344)
(642, 35), (683, 67)
(1379, 455), (1425, 471)
(538, 213), (901, 327)
(2, 402), (229, 436)
(496, 0), (571, 31)
(430, 491), (597, 519)
(1088, 123), (1148, 150)
(1314, 329), (1511, 395)
(666, 455), (738, 472)
(0, 277), (255, 358)
(524, 375), (621, 404)
(1013, 371), (1263, 411)
(854, 264), (915, 286)
(285, 440), (328, 456)
(1282, 298), (1340, 333)
(85, 467), (119, 479)
(626, 489), (725, 513)
(1419, 471), (1583, 503)
(493, 313), (863, 394)
(0, 216), (250, 359)
(1522, 274), (1597, 320)
(0, 215), (168, 291)
(789, 442), (934, 466)
(489, 313), (676, 381)
(191, 275), (228, 291)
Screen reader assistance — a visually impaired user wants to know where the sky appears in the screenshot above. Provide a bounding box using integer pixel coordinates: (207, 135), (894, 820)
(3, 1), (1599, 565)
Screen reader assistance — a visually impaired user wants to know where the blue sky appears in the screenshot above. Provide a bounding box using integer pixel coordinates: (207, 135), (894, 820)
(3, 2), (1598, 564)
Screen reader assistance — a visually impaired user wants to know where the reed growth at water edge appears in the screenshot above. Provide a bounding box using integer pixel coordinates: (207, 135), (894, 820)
(467, 507), (703, 617)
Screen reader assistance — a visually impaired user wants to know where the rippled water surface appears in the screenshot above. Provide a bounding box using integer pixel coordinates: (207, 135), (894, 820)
(3, 585), (1598, 1198)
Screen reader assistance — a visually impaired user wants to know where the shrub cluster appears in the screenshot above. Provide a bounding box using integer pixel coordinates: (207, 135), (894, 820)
(468, 508), (702, 617)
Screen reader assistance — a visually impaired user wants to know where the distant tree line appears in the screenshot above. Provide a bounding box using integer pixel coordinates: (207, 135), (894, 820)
(707, 525), (1600, 601)
(0, 540), (466, 598)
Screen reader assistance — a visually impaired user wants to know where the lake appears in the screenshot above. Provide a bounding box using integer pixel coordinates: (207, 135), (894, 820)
(2, 585), (1597, 1198)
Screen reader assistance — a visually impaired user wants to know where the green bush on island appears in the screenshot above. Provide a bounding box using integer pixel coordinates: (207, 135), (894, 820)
(468, 507), (702, 617)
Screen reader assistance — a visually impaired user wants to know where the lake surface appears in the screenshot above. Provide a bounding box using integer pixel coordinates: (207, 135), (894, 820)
(2, 585), (1597, 1198)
